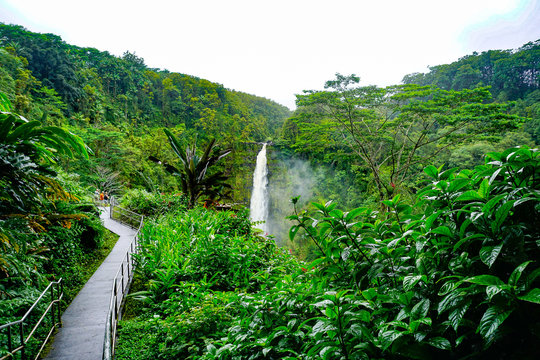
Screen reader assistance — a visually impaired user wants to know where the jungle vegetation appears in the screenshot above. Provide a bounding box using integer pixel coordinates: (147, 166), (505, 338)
(0, 23), (538, 359)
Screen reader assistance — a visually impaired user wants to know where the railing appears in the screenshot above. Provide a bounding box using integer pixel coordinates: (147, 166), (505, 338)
(102, 207), (144, 360)
(0, 279), (63, 360)
(110, 201), (143, 230)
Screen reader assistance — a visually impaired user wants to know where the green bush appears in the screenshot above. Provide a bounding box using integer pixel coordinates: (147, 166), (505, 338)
(135, 208), (294, 299)
(116, 207), (299, 359)
(211, 147), (539, 359)
(1, 196), (109, 359)
(117, 147), (539, 360)
(119, 189), (188, 217)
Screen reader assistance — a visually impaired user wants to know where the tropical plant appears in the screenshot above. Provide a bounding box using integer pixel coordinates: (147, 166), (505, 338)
(0, 92), (92, 281)
(119, 189), (187, 217)
(150, 129), (232, 208)
(281, 146), (540, 359)
(0, 92), (89, 214)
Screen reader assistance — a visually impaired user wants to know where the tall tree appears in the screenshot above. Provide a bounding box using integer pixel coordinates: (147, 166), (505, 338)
(295, 74), (522, 200)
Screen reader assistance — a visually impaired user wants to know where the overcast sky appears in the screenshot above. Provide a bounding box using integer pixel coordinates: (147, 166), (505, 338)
(1, 0), (539, 109)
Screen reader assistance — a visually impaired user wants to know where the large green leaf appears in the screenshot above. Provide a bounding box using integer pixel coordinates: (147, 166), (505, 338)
(478, 178), (490, 199)
(5, 120), (41, 142)
(289, 225), (300, 241)
(411, 298), (430, 319)
(477, 306), (512, 338)
(464, 274), (504, 286)
(479, 244), (503, 268)
(518, 288), (540, 304)
(0, 92), (11, 111)
(447, 178), (471, 193)
(492, 201), (514, 233)
(449, 301), (470, 332)
(456, 190), (483, 202)
(345, 207), (365, 222)
(424, 210), (443, 231)
(508, 261), (531, 286)
(482, 194), (505, 214)
(0, 113), (18, 141)
(438, 291), (465, 314)
(432, 226), (453, 238)
(403, 275), (423, 291)
(378, 330), (403, 351)
(426, 337), (451, 350)
(453, 233), (485, 251)
(424, 165), (438, 179)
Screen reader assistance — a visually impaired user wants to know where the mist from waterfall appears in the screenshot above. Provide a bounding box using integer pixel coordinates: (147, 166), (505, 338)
(250, 143), (269, 234)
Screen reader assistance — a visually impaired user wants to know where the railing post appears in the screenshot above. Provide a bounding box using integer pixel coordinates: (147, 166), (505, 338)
(113, 280), (118, 320)
(19, 322), (25, 360)
(121, 263), (125, 292)
(56, 279), (64, 327)
(50, 284), (55, 329)
(127, 253), (131, 278)
(58, 281), (63, 326)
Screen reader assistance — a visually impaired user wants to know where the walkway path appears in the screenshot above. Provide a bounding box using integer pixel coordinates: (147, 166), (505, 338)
(44, 207), (137, 360)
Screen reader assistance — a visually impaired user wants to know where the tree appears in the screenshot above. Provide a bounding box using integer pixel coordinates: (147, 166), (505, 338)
(295, 74), (522, 201)
(0, 92), (89, 213)
(150, 129), (231, 208)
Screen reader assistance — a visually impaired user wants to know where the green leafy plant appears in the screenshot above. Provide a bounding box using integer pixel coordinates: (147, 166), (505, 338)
(150, 130), (231, 208)
(119, 188), (188, 217)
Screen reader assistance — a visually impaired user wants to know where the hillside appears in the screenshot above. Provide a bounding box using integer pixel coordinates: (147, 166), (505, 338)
(402, 39), (540, 101)
(402, 40), (539, 144)
(0, 23), (290, 200)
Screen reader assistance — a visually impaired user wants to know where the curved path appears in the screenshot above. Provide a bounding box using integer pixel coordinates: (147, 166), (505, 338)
(44, 207), (136, 360)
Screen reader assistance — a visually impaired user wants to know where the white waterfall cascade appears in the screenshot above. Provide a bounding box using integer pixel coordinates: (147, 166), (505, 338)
(250, 143), (269, 234)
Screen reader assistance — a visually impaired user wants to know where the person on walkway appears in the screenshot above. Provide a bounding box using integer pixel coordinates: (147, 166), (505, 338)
(99, 191), (104, 204)
(104, 192), (109, 204)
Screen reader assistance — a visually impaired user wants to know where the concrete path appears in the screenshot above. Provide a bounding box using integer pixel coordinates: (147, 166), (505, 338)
(44, 207), (137, 360)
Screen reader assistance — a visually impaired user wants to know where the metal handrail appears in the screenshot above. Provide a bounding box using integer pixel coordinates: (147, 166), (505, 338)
(102, 209), (144, 360)
(110, 200), (143, 230)
(0, 279), (63, 360)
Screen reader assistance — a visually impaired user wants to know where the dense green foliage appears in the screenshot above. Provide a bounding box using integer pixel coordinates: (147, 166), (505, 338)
(0, 23), (290, 203)
(402, 40), (540, 101)
(279, 42), (539, 209)
(0, 94), (111, 358)
(116, 208), (296, 359)
(1, 21), (539, 360)
(292, 74), (522, 202)
(119, 189), (188, 217)
(402, 40), (540, 145)
(117, 147), (539, 359)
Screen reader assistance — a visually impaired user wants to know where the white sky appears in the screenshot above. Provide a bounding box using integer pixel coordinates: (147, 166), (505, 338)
(0, 0), (539, 109)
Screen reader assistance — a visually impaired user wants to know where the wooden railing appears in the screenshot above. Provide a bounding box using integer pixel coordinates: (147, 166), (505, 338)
(0, 279), (63, 360)
(102, 206), (144, 360)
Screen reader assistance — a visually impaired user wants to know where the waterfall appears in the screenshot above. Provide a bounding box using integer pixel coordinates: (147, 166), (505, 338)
(250, 143), (269, 233)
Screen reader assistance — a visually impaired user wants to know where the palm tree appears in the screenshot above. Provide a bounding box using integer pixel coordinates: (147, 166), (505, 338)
(0, 92), (90, 213)
(150, 129), (231, 208)
(0, 92), (91, 278)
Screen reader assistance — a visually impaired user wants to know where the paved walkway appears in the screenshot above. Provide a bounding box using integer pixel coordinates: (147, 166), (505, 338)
(44, 207), (137, 360)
